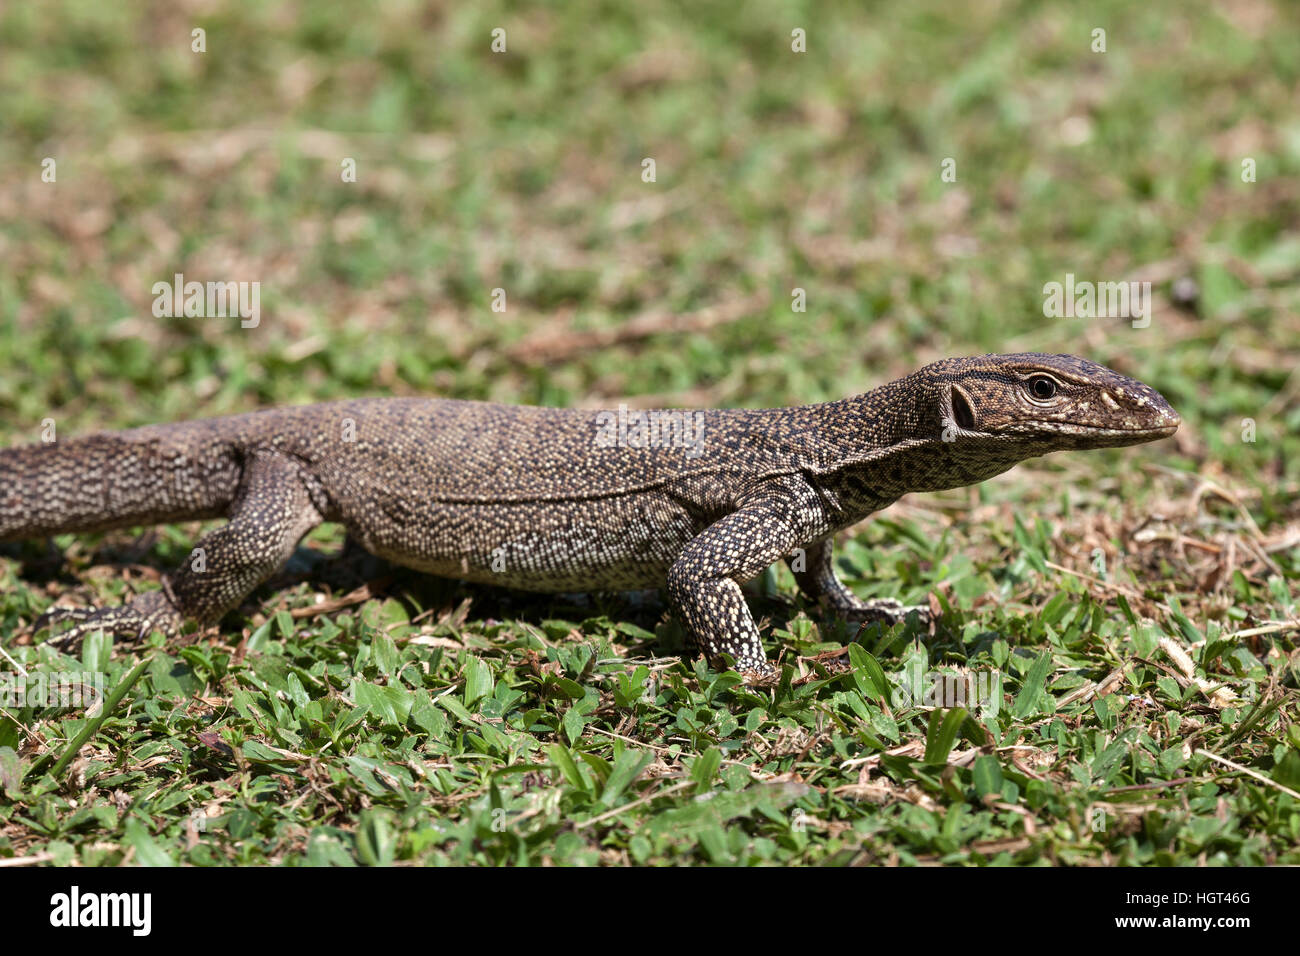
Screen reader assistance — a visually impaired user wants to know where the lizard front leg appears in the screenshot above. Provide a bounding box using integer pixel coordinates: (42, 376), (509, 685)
(38, 450), (323, 646)
(666, 482), (820, 684)
(787, 537), (930, 627)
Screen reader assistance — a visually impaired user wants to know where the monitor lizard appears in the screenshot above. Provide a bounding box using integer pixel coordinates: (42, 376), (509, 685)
(0, 352), (1180, 682)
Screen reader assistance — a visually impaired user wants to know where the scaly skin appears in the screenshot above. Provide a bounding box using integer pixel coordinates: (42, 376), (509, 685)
(0, 353), (1180, 681)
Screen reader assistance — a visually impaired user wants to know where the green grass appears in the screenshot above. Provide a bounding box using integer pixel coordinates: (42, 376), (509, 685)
(1, 0), (1298, 865)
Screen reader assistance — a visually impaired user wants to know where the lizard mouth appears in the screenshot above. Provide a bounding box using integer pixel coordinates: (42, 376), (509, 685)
(1016, 420), (1181, 442)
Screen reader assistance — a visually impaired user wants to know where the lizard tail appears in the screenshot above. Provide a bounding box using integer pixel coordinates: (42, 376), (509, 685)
(0, 428), (241, 540)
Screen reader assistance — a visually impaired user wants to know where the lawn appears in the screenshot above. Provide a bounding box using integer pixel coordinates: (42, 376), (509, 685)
(1, 0), (1298, 865)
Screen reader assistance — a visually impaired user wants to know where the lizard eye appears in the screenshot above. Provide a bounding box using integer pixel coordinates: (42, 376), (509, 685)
(1027, 376), (1058, 401)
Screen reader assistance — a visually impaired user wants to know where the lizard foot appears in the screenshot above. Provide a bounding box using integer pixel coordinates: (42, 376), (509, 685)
(835, 597), (932, 627)
(35, 590), (184, 649)
(737, 662), (780, 686)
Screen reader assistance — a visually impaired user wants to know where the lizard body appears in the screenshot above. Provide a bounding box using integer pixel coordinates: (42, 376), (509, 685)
(0, 353), (1180, 679)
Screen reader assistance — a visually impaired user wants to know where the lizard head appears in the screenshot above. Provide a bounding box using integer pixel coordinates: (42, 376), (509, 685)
(932, 353), (1180, 451)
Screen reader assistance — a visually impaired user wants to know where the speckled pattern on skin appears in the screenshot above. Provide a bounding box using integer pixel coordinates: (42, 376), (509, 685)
(1, 353), (1180, 681)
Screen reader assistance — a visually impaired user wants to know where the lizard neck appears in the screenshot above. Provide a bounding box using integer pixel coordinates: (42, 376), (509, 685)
(796, 374), (1044, 522)
(800, 372), (944, 465)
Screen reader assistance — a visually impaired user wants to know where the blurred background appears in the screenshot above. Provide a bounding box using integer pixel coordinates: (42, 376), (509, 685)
(0, 0), (1297, 532)
(2, 0), (1300, 869)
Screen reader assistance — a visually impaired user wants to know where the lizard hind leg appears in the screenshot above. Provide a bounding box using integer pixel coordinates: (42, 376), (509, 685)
(37, 450), (324, 648)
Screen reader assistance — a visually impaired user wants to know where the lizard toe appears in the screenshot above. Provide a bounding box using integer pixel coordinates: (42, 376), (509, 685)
(34, 605), (97, 628)
(36, 591), (183, 649)
(838, 598), (932, 626)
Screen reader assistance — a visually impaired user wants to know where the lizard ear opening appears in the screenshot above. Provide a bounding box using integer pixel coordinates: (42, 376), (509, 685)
(950, 385), (977, 431)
